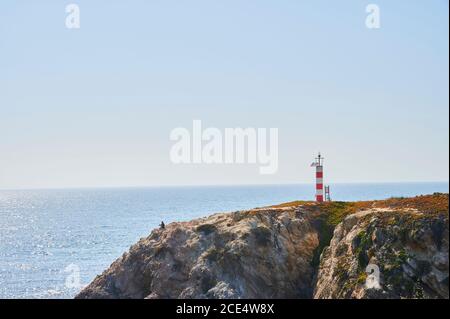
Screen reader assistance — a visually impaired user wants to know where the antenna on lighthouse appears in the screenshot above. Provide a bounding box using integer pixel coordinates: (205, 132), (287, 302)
(316, 152), (323, 166)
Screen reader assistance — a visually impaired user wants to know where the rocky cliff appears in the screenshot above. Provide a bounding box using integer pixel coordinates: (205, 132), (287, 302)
(76, 194), (449, 299)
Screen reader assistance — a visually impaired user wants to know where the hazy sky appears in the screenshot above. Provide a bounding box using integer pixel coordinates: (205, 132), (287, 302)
(0, 0), (448, 189)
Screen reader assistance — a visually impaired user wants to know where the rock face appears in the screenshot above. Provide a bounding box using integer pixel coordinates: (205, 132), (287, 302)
(76, 207), (326, 299)
(313, 208), (449, 299)
(76, 194), (449, 299)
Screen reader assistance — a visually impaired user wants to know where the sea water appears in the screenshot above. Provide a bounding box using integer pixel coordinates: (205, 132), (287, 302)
(0, 182), (448, 298)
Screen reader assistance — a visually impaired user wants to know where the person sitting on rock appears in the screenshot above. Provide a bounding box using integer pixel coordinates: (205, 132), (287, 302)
(159, 221), (165, 229)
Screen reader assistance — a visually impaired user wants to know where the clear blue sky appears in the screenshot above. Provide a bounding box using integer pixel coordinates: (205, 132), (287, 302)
(0, 0), (448, 189)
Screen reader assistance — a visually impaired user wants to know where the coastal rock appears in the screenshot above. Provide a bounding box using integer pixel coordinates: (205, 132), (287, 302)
(76, 194), (449, 299)
(313, 206), (449, 299)
(76, 207), (325, 299)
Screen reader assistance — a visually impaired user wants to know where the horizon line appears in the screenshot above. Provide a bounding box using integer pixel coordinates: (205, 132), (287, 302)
(1, 180), (449, 192)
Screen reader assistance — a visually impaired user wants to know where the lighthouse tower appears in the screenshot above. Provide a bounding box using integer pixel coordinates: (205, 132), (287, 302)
(311, 153), (324, 202)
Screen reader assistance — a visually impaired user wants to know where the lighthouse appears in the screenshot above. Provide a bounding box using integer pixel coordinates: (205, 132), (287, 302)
(311, 153), (324, 202)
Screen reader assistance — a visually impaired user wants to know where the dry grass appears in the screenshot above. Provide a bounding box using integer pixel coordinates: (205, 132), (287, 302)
(269, 200), (313, 208)
(269, 193), (448, 226)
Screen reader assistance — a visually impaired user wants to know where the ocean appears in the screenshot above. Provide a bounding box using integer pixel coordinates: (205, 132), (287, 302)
(0, 182), (448, 299)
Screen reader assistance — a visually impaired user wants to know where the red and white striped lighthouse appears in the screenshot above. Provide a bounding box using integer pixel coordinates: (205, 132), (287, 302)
(311, 153), (324, 202)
